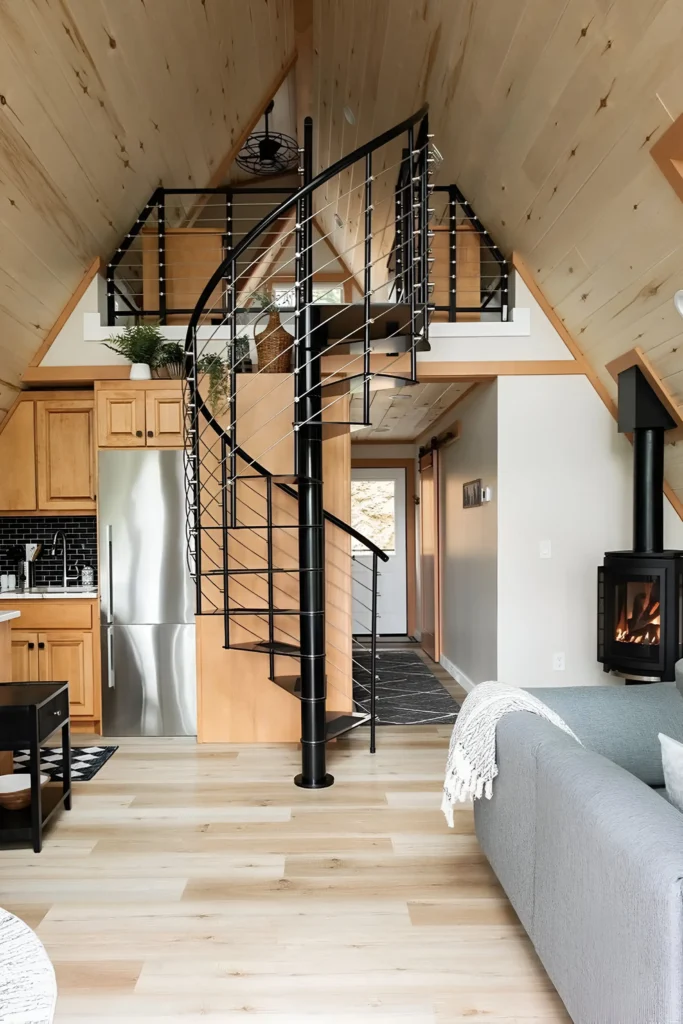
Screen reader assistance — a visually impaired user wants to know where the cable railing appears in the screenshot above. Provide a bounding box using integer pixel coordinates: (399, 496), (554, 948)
(175, 104), (430, 787)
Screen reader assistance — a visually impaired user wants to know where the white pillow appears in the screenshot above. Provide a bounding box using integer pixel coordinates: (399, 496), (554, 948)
(659, 733), (683, 812)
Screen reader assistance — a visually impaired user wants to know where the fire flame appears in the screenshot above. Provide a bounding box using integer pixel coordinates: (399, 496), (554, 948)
(615, 583), (660, 646)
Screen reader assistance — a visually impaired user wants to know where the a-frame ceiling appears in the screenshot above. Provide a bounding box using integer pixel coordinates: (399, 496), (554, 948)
(0, 0), (293, 409)
(310, 0), (683, 487)
(4, 0), (683, 481)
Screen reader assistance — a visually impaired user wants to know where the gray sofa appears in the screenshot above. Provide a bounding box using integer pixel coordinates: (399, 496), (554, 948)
(474, 681), (683, 1024)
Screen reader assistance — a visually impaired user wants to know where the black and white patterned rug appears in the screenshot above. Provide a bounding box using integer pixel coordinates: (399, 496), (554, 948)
(13, 746), (117, 782)
(353, 650), (460, 725)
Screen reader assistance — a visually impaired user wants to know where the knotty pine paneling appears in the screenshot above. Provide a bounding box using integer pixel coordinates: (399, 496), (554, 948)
(0, 0), (293, 410)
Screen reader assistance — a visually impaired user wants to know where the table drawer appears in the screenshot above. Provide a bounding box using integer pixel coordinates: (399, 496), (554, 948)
(38, 687), (69, 741)
(6, 601), (93, 631)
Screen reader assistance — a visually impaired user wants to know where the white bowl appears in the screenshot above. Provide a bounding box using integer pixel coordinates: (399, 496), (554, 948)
(0, 773), (50, 811)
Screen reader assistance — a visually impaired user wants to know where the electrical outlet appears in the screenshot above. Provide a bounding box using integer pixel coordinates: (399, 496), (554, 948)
(553, 652), (565, 671)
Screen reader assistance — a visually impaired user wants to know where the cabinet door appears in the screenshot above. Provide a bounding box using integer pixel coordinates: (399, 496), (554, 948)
(145, 388), (184, 447)
(36, 400), (96, 510)
(12, 631), (40, 682)
(0, 402), (37, 511)
(97, 390), (146, 448)
(38, 631), (94, 717)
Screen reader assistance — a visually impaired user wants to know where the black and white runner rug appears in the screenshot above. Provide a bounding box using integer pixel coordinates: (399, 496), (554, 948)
(353, 650), (460, 725)
(13, 746), (117, 782)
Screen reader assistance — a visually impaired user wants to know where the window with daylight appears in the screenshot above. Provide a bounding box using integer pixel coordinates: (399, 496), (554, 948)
(272, 282), (345, 307)
(351, 479), (396, 554)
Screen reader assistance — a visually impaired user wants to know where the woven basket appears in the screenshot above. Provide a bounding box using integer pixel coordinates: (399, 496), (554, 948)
(255, 309), (293, 373)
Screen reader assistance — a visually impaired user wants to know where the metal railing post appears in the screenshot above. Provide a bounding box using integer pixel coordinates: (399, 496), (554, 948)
(363, 152), (372, 425)
(407, 126), (417, 377)
(449, 187), (457, 323)
(221, 434), (229, 648)
(295, 116), (331, 790)
(158, 192), (167, 325)
(370, 552), (378, 754)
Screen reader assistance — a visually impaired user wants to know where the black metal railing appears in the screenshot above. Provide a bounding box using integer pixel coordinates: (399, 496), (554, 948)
(106, 186), (297, 326)
(182, 104), (430, 786)
(391, 179), (508, 322)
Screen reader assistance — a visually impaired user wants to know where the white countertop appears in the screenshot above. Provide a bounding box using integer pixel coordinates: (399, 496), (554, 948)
(0, 610), (21, 622)
(0, 588), (98, 601)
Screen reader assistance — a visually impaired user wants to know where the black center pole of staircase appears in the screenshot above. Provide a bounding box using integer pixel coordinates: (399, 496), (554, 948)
(294, 116), (333, 790)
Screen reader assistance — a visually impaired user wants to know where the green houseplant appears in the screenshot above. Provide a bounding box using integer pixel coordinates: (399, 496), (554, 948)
(198, 353), (230, 414)
(105, 324), (165, 380)
(155, 342), (185, 379)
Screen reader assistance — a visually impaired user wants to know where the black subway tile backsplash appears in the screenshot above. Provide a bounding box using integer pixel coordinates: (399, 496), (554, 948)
(0, 516), (97, 587)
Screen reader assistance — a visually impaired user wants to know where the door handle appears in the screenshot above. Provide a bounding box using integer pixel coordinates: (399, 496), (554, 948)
(107, 524), (114, 625)
(107, 627), (115, 689)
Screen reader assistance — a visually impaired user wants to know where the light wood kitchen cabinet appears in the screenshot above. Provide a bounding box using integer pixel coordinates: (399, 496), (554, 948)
(0, 392), (96, 513)
(36, 399), (96, 510)
(0, 402), (38, 511)
(96, 388), (147, 447)
(39, 631), (94, 717)
(6, 600), (101, 732)
(96, 381), (184, 448)
(11, 630), (40, 684)
(145, 388), (184, 446)
(11, 630), (94, 717)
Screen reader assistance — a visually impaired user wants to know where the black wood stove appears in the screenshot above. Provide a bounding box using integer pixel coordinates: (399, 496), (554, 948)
(598, 367), (682, 682)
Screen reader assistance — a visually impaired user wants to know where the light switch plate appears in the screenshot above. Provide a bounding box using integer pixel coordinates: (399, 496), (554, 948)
(539, 540), (552, 559)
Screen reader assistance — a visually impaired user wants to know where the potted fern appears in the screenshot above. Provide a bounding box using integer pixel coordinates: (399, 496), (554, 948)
(105, 324), (165, 380)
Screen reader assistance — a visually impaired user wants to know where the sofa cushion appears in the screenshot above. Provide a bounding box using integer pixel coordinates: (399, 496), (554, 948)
(526, 684), (683, 787)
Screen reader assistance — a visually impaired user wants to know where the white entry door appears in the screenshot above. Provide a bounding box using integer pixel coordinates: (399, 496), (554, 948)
(351, 466), (407, 635)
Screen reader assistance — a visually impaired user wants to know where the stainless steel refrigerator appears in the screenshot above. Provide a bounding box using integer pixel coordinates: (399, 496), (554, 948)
(99, 449), (197, 736)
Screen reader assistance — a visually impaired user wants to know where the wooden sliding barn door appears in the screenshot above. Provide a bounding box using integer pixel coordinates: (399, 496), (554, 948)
(419, 448), (441, 662)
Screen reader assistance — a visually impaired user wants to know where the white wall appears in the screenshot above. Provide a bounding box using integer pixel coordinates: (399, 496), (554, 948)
(440, 382), (498, 688)
(496, 374), (683, 687)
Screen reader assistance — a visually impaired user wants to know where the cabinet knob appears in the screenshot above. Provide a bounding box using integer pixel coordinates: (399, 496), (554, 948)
(28, 642), (34, 650)
(38, 642), (45, 650)
(136, 430), (143, 437)
(147, 430), (153, 438)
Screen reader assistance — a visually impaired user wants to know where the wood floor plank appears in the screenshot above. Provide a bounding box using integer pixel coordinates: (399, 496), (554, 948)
(0, 711), (570, 1022)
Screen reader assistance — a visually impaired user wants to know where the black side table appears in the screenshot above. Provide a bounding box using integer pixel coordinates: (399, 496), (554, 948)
(0, 682), (71, 853)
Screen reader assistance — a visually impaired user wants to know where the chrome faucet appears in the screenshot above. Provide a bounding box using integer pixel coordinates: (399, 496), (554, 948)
(50, 531), (68, 589)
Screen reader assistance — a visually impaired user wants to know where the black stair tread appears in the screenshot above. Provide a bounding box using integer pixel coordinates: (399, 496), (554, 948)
(220, 524), (323, 531)
(232, 474), (319, 483)
(225, 567), (305, 575)
(325, 711), (371, 741)
(230, 641), (301, 657)
(271, 674), (301, 696)
(227, 607), (300, 616)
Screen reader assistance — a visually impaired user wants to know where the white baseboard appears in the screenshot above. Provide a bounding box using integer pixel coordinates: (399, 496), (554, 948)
(439, 654), (475, 693)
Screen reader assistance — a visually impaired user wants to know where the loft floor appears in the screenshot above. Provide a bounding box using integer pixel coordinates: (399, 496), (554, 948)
(0, 664), (569, 1023)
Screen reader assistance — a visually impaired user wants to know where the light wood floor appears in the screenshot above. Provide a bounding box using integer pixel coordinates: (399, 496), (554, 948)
(0, 659), (571, 1023)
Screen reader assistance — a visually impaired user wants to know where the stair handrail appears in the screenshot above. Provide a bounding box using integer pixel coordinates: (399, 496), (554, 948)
(185, 106), (428, 563)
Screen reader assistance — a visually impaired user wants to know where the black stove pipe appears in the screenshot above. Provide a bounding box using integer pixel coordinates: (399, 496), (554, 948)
(633, 428), (664, 554)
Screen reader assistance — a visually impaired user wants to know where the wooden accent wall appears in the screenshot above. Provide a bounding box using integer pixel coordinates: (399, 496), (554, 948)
(430, 225), (481, 323)
(196, 374), (353, 743)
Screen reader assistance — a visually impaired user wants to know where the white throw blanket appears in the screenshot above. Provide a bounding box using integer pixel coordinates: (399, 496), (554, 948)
(442, 681), (581, 826)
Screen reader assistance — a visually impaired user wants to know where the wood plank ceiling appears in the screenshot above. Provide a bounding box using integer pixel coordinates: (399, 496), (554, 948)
(0, 0), (293, 413)
(311, 0), (683, 485)
(4, 1), (683, 469)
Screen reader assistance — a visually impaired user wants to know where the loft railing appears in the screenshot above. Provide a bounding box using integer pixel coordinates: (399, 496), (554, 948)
(105, 186), (296, 326)
(390, 177), (509, 322)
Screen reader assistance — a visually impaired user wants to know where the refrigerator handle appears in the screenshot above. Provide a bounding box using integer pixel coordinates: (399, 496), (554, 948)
(106, 524), (114, 625)
(107, 626), (115, 689)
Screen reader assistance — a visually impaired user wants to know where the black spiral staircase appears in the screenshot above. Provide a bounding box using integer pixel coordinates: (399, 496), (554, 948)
(180, 106), (432, 788)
